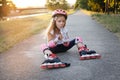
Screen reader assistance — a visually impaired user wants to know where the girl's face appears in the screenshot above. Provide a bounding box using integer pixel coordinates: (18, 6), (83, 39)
(55, 16), (66, 29)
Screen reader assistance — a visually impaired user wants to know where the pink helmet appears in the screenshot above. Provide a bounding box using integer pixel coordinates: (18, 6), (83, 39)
(52, 9), (67, 19)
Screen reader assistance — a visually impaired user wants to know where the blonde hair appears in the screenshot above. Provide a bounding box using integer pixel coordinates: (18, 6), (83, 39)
(46, 14), (67, 41)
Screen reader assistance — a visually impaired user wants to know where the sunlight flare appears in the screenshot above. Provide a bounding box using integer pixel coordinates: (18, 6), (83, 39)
(12, 0), (76, 8)
(12, 0), (46, 8)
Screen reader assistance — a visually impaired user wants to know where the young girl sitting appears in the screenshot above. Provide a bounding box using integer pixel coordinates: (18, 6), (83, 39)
(40, 9), (101, 69)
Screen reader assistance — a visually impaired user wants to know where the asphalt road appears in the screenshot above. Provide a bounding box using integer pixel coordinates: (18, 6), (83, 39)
(0, 10), (120, 80)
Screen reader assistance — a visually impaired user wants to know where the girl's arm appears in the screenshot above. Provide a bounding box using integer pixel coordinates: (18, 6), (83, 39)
(47, 32), (55, 42)
(47, 32), (60, 48)
(60, 28), (69, 42)
(47, 31), (63, 42)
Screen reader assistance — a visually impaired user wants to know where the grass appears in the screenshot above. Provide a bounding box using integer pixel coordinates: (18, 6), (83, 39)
(92, 14), (120, 38)
(0, 9), (75, 53)
(0, 14), (51, 53)
(19, 9), (48, 15)
(81, 9), (98, 16)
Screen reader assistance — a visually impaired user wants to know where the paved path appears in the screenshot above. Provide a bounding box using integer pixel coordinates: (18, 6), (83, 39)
(5, 13), (48, 20)
(0, 10), (120, 80)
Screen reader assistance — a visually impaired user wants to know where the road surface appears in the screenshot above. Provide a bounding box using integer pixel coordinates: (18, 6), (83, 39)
(0, 10), (120, 80)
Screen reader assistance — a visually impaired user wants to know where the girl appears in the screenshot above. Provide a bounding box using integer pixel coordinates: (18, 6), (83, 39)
(40, 9), (101, 69)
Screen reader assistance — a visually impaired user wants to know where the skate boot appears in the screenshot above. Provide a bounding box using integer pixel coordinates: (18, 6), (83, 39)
(79, 45), (101, 60)
(87, 50), (101, 59)
(40, 54), (70, 69)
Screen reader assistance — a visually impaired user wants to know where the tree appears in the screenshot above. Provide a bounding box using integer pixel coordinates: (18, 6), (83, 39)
(1, 0), (8, 16)
(45, 0), (70, 10)
(74, 0), (120, 13)
(74, 0), (88, 9)
(0, 0), (16, 16)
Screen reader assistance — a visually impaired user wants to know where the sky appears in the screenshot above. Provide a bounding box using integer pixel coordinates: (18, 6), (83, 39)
(12, 0), (76, 8)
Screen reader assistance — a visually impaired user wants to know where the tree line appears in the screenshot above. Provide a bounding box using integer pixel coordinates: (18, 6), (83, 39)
(1, 0), (120, 18)
(74, 0), (120, 14)
(45, 0), (70, 10)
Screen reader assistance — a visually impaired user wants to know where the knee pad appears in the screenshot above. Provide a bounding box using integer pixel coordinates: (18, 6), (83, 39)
(48, 40), (56, 48)
(75, 37), (83, 44)
(40, 44), (48, 52)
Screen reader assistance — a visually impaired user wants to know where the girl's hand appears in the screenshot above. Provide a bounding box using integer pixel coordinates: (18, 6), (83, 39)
(58, 34), (63, 40)
(53, 34), (62, 42)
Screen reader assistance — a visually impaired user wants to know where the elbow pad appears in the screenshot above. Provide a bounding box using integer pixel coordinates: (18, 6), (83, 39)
(48, 40), (56, 48)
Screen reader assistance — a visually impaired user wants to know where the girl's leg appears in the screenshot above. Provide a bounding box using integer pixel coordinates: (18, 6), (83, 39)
(75, 37), (101, 60)
(40, 43), (70, 69)
(49, 39), (76, 53)
(75, 37), (88, 52)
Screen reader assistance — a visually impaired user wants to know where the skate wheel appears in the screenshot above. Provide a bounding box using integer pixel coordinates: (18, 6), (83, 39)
(80, 57), (85, 60)
(96, 55), (101, 59)
(40, 65), (47, 69)
(80, 57), (86, 60)
(60, 64), (66, 67)
(41, 65), (54, 69)
(90, 56), (96, 59)
(91, 54), (101, 59)
(47, 65), (54, 68)
(40, 63), (69, 69)
(86, 56), (91, 59)
(80, 54), (101, 60)
(54, 64), (59, 68)
(80, 56), (90, 60)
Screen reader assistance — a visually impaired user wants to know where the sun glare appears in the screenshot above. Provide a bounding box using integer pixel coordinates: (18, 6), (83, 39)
(68, 0), (76, 5)
(12, 0), (76, 8)
(12, 0), (46, 8)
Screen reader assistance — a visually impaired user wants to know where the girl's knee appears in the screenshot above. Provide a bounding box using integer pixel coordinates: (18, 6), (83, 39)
(40, 44), (48, 52)
(75, 37), (83, 43)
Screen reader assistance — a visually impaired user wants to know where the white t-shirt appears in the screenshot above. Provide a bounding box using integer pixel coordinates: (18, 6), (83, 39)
(49, 28), (70, 44)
